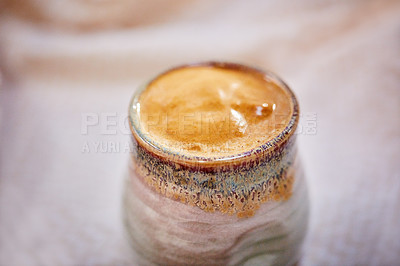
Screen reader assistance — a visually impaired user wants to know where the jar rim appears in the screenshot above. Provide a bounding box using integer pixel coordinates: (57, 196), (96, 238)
(128, 61), (299, 167)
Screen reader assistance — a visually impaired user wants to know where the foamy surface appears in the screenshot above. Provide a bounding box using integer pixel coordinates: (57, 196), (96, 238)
(137, 65), (293, 157)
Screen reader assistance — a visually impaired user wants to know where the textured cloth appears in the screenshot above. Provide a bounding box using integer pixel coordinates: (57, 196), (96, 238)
(0, 0), (399, 265)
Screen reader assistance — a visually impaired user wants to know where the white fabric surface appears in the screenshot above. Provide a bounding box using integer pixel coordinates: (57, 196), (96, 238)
(1, 0), (399, 265)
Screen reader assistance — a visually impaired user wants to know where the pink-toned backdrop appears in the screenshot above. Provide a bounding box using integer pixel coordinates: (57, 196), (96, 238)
(1, 0), (399, 265)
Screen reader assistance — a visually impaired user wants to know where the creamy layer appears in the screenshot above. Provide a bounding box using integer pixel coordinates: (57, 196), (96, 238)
(137, 65), (293, 156)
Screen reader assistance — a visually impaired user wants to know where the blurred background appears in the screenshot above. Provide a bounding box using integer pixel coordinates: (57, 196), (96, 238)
(0, 0), (399, 265)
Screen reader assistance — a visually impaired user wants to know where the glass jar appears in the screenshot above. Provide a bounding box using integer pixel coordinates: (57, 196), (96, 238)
(123, 62), (309, 265)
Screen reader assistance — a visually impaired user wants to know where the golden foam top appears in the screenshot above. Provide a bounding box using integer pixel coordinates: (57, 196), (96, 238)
(135, 65), (293, 157)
